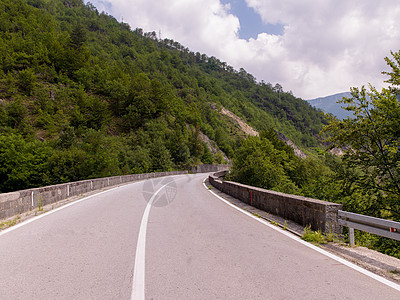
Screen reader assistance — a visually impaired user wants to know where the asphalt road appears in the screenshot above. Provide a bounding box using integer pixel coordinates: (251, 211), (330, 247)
(0, 173), (399, 299)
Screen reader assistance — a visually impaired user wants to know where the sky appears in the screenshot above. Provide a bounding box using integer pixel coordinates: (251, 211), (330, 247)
(86, 0), (400, 99)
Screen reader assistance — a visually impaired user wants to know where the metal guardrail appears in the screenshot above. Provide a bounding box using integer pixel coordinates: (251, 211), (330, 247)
(338, 210), (400, 246)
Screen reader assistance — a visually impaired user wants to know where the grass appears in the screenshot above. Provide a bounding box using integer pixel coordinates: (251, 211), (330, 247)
(301, 226), (328, 245)
(0, 215), (21, 230)
(301, 226), (342, 245)
(325, 231), (337, 243)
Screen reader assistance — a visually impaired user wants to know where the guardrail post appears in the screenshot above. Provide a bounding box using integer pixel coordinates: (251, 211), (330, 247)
(349, 227), (355, 246)
(338, 210), (400, 245)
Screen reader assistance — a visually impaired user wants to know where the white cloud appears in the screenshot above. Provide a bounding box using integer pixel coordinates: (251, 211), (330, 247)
(87, 0), (400, 99)
(246, 0), (400, 97)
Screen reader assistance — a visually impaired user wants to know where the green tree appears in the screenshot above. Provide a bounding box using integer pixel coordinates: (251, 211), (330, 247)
(6, 97), (27, 129)
(229, 135), (298, 193)
(18, 68), (36, 96)
(201, 143), (214, 164)
(70, 23), (87, 49)
(149, 138), (173, 172)
(0, 133), (51, 192)
(324, 51), (400, 220)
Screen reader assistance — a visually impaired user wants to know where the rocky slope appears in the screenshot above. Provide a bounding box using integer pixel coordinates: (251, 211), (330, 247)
(216, 105), (307, 158)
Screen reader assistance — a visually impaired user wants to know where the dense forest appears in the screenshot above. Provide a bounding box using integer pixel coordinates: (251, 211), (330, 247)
(0, 0), (325, 193)
(1, 0), (398, 257)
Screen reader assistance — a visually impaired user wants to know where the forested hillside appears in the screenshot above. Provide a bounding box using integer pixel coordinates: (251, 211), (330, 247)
(0, 0), (326, 193)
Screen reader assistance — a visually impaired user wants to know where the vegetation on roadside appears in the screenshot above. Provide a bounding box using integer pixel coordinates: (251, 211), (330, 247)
(230, 51), (400, 258)
(0, 215), (21, 230)
(301, 226), (339, 245)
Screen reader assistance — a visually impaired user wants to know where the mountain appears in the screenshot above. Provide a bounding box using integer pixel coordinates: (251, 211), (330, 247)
(0, 0), (326, 192)
(307, 92), (353, 120)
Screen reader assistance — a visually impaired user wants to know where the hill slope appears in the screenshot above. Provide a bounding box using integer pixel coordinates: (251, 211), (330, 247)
(0, 0), (326, 192)
(307, 92), (353, 119)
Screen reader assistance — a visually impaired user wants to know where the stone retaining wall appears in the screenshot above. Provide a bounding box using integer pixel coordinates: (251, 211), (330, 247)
(0, 171), (187, 221)
(209, 172), (342, 234)
(190, 164), (229, 174)
(0, 164), (229, 221)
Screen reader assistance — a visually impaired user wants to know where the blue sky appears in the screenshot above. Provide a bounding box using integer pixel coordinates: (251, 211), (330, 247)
(221, 0), (284, 39)
(86, 0), (400, 99)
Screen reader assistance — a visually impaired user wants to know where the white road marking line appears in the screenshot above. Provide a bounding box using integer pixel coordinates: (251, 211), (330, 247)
(131, 182), (171, 300)
(0, 185), (125, 237)
(203, 179), (400, 292)
(1, 175), (188, 238)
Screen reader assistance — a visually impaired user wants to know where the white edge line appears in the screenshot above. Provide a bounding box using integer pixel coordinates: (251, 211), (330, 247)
(0, 184), (133, 237)
(203, 179), (400, 292)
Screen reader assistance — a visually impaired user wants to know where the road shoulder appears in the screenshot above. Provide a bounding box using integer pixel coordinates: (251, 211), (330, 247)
(205, 178), (400, 284)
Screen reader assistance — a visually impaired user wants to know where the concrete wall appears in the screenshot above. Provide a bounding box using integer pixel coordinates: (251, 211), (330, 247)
(190, 164), (229, 174)
(0, 164), (229, 221)
(209, 172), (343, 234)
(0, 171), (186, 221)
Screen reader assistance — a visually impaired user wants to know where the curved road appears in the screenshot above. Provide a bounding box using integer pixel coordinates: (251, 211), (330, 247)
(0, 173), (399, 299)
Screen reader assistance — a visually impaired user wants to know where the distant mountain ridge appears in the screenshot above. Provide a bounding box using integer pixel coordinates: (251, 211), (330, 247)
(307, 92), (353, 120)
